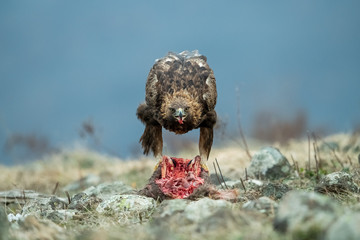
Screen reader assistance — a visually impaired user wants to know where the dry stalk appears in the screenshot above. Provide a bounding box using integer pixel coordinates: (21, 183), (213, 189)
(213, 162), (225, 190)
(52, 182), (59, 195)
(215, 158), (228, 189)
(236, 87), (252, 160)
(65, 191), (71, 204)
(313, 142), (320, 181)
(240, 177), (247, 193)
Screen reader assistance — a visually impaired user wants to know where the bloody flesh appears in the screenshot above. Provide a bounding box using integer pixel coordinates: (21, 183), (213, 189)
(155, 156), (205, 199)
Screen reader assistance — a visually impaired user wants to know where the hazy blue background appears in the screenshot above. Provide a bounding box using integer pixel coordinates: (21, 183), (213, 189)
(1, 1), (359, 164)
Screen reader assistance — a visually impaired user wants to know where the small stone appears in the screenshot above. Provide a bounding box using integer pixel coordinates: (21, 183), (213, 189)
(262, 182), (292, 200)
(248, 147), (291, 180)
(68, 192), (102, 210)
(242, 196), (278, 215)
(222, 180), (244, 190)
(315, 172), (359, 194)
(246, 179), (264, 190)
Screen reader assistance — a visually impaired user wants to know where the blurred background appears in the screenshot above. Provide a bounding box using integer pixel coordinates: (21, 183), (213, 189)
(1, 1), (359, 164)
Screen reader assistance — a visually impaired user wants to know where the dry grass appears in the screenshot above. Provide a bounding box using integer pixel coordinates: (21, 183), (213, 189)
(1, 132), (360, 240)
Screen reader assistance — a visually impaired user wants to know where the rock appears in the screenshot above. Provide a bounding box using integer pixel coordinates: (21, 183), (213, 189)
(246, 179), (264, 190)
(14, 215), (68, 240)
(325, 212), (360, 240)
(45, 210), (76, 224)
(22, 196), (68, 216)
(183, 198), (232, 223)
(261, 182), (292, 200)
(155, 199), (189, 218)
(20, 196), (76, 224)
(68, 192), (102, 210)
(0, 205), (10, 240)
(315, 171), (359, 194)
(242, 196), (278, 215)
(248, 147), (291, 180)
(63, 174), (101, 193)
(0, 190), (51, 205)
(83, 181), (134, 198)
(96, 194), (156, 225)
(152, 197), (239, 235)
(274, 190), (343, 239)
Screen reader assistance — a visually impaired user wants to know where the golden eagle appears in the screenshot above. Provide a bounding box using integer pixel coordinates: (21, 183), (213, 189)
(137, 50), (217, 160)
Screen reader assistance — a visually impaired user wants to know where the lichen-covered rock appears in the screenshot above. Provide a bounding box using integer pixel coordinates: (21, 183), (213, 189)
(0, 205), (10, 240)
(19, 196), (77, 224)
(83, 181), (134, 198)
(261, 182), (292, 200)
(274, 191), (342, 239)
(96, 194), (156, 225)
(22, 196), (68, 216)
(68, 192), (102, 210)
(325, 212), (360, 240)
(248, 147), (291, 180)
(315, 171), (359, 194)
(242, 196), (278, 215)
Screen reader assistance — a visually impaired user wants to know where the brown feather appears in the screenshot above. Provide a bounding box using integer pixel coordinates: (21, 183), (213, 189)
(137, 51), (217, 158)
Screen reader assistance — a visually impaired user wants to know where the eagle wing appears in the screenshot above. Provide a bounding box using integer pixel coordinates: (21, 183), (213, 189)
(145, 51), (217, 113)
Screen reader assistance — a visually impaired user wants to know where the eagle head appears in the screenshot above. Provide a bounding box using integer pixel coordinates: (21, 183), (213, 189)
(161, 90), (202, 131)
(168, 101), (189, 125)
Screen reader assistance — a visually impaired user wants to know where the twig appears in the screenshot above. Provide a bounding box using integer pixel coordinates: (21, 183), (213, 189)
(240, 177), (247, 193)
(65, 191), (71, 204)
(313, 142), (320, 181)
(347, 155), (353, 166)
(215, 158), (229, 189)
(22, 190), (26, 205)
(333, 151), (344, 168)
(313, 133), (344, 168)
(312, 133), (322, 168)
(245, 168), (248, 181)
(52, 182), (59, 195)
(295, 161), (300, 177)
(290, 154), (296, 168)
(213, 162), (225, 190)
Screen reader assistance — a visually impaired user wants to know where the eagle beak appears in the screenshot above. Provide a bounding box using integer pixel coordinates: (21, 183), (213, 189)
(175, 108), (185, 124)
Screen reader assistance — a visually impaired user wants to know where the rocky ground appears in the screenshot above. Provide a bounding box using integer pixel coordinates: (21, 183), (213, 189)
(0, 133), (360, 240)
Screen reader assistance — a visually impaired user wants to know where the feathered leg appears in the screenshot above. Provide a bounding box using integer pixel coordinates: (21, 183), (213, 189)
(199, 110), (217, 162)
(137, 103), (163, 157)
(199, 127), (213, 160)
(140, 124), (163, 157)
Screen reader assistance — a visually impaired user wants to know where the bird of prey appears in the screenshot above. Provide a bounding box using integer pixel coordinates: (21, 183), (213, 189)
(136, 50), (217, 160)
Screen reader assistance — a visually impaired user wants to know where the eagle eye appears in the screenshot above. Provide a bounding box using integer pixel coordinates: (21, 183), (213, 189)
(169, 108), (176, 113)
(184, 107), (190, 111)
